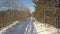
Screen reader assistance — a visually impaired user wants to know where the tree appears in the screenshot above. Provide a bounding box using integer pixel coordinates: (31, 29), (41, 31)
(33, 0), (60, 28)
(0, 0), (31, 29)
(0, 0), (18, 10)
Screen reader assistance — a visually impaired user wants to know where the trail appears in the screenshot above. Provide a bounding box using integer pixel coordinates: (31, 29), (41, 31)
(0, 17), (60, 34)
(0, 17), (37, 34)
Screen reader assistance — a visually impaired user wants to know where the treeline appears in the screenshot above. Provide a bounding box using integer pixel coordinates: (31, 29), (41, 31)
(0, 9), (30, 28)
(0, 0), (31, 29)
(33, 0), (60, 27)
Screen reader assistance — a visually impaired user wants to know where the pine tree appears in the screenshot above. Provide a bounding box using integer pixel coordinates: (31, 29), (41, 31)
(33, 0), (60, 28)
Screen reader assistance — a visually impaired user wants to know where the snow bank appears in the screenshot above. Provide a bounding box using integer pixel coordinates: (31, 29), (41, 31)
(33, 19), (60, 34)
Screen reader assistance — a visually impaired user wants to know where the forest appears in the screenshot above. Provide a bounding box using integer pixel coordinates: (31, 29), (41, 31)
(0, 0), (31, 29)
(33, 0), (60, 28)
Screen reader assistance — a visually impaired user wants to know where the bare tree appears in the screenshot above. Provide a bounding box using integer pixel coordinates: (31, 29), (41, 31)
(0, 0), (17, 10)
(6, 0), (17, 10)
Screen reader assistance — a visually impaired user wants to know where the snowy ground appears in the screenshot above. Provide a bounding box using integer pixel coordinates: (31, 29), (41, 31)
(0, 17), (37, 34)
(0, 17), (60, 34)
(33, 19), (60, 34)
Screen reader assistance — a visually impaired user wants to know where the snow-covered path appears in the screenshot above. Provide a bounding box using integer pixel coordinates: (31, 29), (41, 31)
(0, 17), (60, 34)
(0, 17), (37, 34)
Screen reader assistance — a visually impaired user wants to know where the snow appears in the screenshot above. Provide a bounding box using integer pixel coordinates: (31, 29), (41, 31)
(33, 19), (60, 34)
(0, 17), (37, 34)
(0, 17), (60, 34)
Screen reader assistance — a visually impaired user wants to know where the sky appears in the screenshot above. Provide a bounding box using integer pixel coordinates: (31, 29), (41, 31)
(0, 0), (35, 13)
(20, 0), (35, 13)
